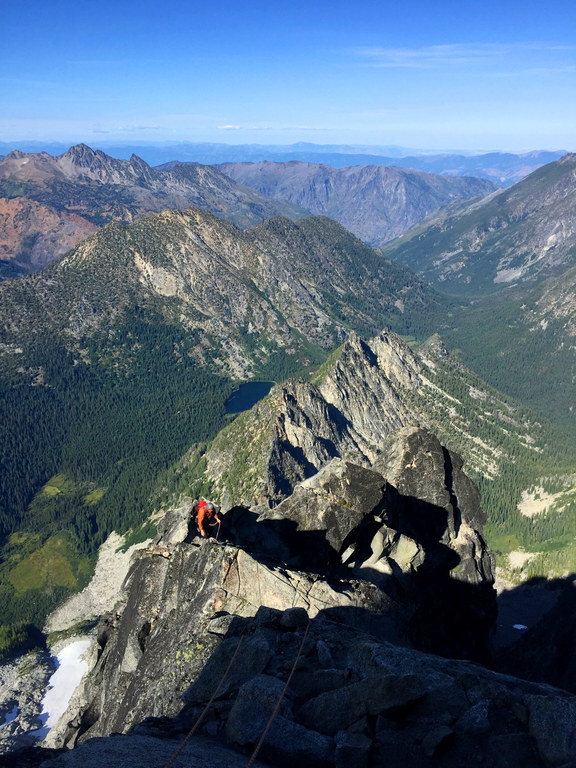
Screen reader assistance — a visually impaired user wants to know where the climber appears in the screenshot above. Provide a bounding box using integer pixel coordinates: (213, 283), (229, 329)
(196, 500), (221, 538)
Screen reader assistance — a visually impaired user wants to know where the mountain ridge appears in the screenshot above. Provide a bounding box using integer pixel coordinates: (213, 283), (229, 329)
(218, 160), (497, 246)
(0, 145), (308, 277)
(190, 330), (550, 519)
(2, 141), (566, 183)
(3, 427), (576, 768)
(0, 209), (447, 379)
(382, 152), (576, 293)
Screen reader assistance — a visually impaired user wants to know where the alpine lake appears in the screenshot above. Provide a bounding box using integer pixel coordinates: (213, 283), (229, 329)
(224, 381), (274, 415)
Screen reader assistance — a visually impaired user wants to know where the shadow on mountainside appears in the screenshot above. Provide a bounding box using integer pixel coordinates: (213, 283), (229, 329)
(494, 572), (576, 692)
(219, 483), (575, 688)
(137, 603), (576, 768)
(7, 581), (576, 768)
(8, 556), (576, 768)
(220, 505), (334, 572)
(221, 489), (495, 665)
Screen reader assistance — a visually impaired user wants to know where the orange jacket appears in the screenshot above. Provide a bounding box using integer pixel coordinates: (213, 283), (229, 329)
(197, 502), (220, 536)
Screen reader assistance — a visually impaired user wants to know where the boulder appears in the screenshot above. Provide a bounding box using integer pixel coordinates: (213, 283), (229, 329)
(225, 674), (292, 744)
(257, 459), (389, 568)
(421, 725), (454, 757)
(455, 700), (491, 734)
(527, 695), (576, 766)
(335, 731), (371, 768)
(226, 675), (334, 768)
(152, 497), (195, 546)
(297, 674), (424, 735)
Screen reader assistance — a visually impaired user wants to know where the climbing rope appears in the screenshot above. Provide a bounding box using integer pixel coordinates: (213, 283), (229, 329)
(246, 619), (311, 768)
(161, 635), (245, 768)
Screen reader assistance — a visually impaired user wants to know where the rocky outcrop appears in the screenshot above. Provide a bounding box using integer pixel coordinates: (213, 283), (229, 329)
(21, 607), (576, 768)
(57, 539), (389, 746)
(11, 424), (576, 768)
(203, 329), (540, 507)
(45, 532), (152, 635)
(44, 428), (497, 750)
(173, 608), (576, 768)
(0, 650), (53, 754)
(254, 430), (495, 661)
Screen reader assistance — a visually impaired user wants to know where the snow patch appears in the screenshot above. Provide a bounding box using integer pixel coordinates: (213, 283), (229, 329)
(31, 639), (91, 740)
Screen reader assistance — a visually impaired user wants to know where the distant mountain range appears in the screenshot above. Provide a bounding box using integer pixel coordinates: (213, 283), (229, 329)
(0, 144), (501, 278)
(0, 141), (567, 185)
(217, 161), (496, 246)
(0, 145), (307, 277)
(217, 149), (565, 186)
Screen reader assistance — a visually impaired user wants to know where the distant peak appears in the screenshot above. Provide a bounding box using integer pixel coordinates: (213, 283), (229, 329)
(65, 143), (95, 154)
(62, 144), (100, 163)
(421, 333), (449, 358)
(129, 154), (150, 170)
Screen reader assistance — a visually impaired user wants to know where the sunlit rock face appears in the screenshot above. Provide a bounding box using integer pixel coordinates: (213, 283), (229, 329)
(202, 328), (534, 510)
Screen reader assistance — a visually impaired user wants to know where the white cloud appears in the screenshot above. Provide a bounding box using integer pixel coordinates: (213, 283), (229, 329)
(92, 125), (163, 134)
(353, 42), (575, 69)
(218, 124), (242, 130)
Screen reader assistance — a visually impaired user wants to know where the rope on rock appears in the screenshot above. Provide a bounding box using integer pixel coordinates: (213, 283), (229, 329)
(161, 635), (245, 768)
(246, 619), (311, 768)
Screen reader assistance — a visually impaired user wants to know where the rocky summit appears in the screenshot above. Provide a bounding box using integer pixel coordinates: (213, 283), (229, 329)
(6, 426), (576, 768)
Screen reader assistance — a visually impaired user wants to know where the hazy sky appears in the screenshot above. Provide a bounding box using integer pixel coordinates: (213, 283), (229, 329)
(2, 0), (575, 150)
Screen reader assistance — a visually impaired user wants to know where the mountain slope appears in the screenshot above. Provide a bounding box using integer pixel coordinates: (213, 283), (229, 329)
(218, 161), (496, 246)
(0, 210), (450, 622)
(0, 145), (308, 277)
(0, 210), (447, 379)
(0, 197), (98, 277)
(382, 153), (576, 294)
(192, 330), (550, 511)
(443, 265), (576, 436)
(13, 433), (576, 767)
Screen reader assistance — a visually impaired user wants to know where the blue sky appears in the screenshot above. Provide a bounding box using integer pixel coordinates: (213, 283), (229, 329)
(2, 0), (575, 150)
